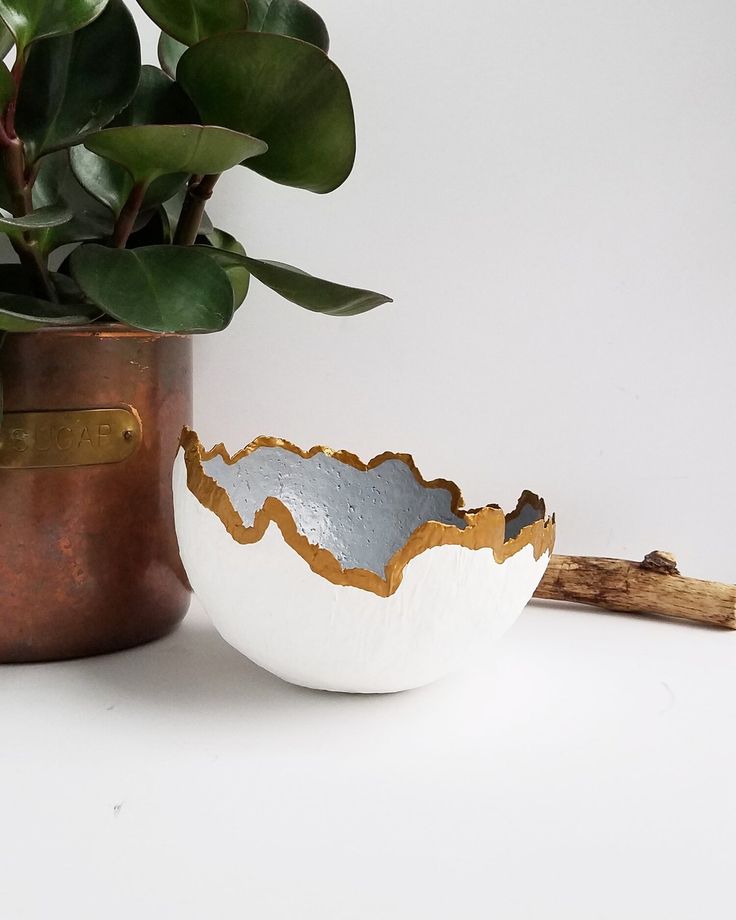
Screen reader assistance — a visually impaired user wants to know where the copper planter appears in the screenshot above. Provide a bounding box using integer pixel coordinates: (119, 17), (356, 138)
(0, 326), (193, 662)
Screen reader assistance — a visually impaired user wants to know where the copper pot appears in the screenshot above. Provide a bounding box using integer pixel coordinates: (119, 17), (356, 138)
(0, 326), (192, 662)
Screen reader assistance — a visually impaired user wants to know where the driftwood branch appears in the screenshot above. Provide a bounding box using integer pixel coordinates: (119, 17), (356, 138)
(534, 550), (736, 630)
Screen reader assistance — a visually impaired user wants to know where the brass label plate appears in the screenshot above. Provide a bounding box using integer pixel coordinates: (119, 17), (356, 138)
(0, 408), (142, 470)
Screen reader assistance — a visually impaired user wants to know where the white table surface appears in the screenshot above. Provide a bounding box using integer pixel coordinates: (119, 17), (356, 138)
(1, 597), (734, 920)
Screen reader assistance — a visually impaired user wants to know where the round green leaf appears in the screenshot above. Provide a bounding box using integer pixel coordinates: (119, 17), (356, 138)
(48, 206), (114, 250)
(157, 31), (186, 79)
(0, 204), (72, 238)
(70, 145), (132, 217)
(0, 0), (108, 51)
(52, 272), (97, 307)
(247, 0), (328, 52)
(70, 66), (196, 215)
(70, 145), (185, 219)
(16, 0), (140, 161)
(27, 149), (67, 208)
(83, 124), (268, 187)
(136, 0), (248, 47)
(201, 249), (392, 316)
(200, 229), (250, 308)
(115, 64), (198, 128)
(178, 32), (355, 193)
(70, 244), (234, 333)
(21, 150), (116, 253)
(69, 145), (130, 216)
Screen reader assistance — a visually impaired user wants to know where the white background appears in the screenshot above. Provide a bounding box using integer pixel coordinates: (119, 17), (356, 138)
(3, 1), (736, 917)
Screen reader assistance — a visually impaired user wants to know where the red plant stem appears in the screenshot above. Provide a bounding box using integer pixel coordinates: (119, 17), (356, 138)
(0, 46), (56, 302)
(5, 50), (26, 140)
(113, 183), (147, 248)
(4, 138), (32, 215)
(173, 173), (221, 246)
(2, 136), (57, 302)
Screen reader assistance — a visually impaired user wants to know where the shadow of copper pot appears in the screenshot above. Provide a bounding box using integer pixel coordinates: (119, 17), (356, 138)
(0, 326), (192, 662)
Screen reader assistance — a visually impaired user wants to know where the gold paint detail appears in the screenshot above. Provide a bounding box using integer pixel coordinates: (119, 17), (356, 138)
(180, 428), (556, 598)
(0, 408), (143, 470)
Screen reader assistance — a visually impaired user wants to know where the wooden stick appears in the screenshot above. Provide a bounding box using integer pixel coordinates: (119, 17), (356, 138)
(534, 550), (736, 629)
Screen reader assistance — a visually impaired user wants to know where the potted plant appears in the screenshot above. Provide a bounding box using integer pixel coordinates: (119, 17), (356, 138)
(0, 0), (390, 663)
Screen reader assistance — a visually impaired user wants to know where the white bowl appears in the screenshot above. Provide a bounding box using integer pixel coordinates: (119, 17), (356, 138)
(174, 429), (555, 693)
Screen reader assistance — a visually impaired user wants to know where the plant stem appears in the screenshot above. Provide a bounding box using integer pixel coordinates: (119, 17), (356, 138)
(5, 49), (26, 140)
(174, 174), (221, 246)
(4, 138), (32, 215)
(2, 138), (57, 301)
(17, 241), (58, 301)
(113, 183), (147, 248)
(0, 52), (57, 302)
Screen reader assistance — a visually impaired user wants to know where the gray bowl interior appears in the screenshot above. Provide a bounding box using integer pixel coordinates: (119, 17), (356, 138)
(203, 448), (546, 577)
(504, 499), (545, 542)
(203, 448), (466, 576)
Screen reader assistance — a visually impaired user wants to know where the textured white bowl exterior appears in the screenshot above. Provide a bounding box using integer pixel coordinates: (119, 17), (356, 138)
(174, 452), (551, 693)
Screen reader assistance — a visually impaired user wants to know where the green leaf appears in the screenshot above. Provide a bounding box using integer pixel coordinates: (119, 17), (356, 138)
(28, 149), (67, 207)
(52, 271), (96, 307)
(0, 203), (72, 238)
(27, 150), (116, 253)
(201, 249), (392, 316)
(70, 65), (196, 215)
(200, 229), (250, 308)
(69, 145), (133, 216)
(16, 0), (140, 162)
(71, 143), (185, 218)
(0, 266), (99, 331)
(45, 205), (113, 251)
(247, 0), (328, 52)
(136, 0), (248, 47)
(83, 124), (267, 187)
(115, 64), (198, 128)
(0, 297), (95, 330)
(157, 31), (187, 78)
(0, 0), (108, 51)
(0, 264), (93, 300)
(70, 244), (234, 333)
(179, 32), (355, 193)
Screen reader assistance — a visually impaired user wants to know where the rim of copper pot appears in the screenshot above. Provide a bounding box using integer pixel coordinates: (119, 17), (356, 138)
(11, 323), (189, 338)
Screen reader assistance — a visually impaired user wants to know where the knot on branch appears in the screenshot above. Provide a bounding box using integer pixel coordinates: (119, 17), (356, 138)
(640, 550), (680, 576)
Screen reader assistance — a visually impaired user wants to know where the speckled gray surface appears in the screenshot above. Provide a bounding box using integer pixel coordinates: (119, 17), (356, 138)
(203, 448), (466, 576)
